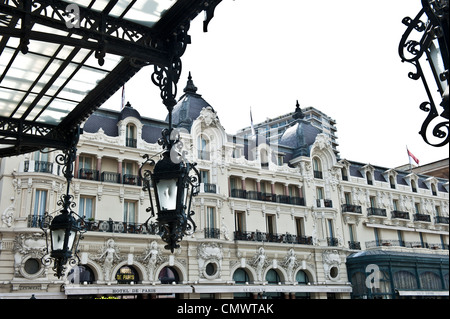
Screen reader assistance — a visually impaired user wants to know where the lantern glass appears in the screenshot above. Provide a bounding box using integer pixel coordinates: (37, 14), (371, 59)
(156, 178), (178, 211)
(49, 212), (78, 253)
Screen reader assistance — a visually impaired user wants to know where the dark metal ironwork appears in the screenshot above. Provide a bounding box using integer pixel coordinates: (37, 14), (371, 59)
(399, 0), (449, 147)
(40, 126), (85, 278)
(139, 127), (200, 253)
(0, 0), (223, 158)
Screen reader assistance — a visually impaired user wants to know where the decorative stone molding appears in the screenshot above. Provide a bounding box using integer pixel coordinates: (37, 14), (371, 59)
(197, 242), (223, 280)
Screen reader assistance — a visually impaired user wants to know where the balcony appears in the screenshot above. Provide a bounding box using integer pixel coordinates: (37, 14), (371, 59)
(79, 168), (99, 181)
(28, 215), (154, 235)
(230, 189), (305, 206)
(101, 171), (121, 183)
(435, 216), (449, 224)
(123, 174), (141, 186)
(126, 138), (137, 148)
(391, 210), (410, 220)
(24, 160), (54, 174)
(203, 183), (217, 194)
(327, 237), (339, 247)
(233, 231), (313, 245)
(367, 207), (387, 217)
(231, 188), (246, 199)
(313, 170), (323, 179)
(348, 241), (361, 250)
(413, 213), (431, 222)
(364, 239), (448, 250)
(341, 204), (362, 214)
(316, 199), (333, 208)
(204, 228), (220, 239)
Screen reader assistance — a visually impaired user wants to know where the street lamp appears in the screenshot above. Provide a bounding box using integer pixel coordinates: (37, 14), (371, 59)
(140, 127), (200, 253)
(41, 127), (85, 278)
(399, 0), (449, 147)
(44, 207), (84, 278)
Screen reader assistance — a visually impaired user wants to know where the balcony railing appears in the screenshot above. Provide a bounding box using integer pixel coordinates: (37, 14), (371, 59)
(203, 183), (217, 193)
(348, 241), (361, 250)
(204, 227), (220, 239)
(367, 207), (387, 217)
(27, 215), (154, 235)
(327, 237), (339, 246)
(24, 160), (54, 173)
(101, 171), (121, 183)
(123, 174), (141, 186)
(313, 170), (323, 179)
(391, 210), (410, 220)
(342, 204), (362, 214)
(233, 231), (313, 245)
(317, 199), (333, 208)
(435, 216), (449, 224)
(414, 213), (431, 222)
(79, 168), (99, 181)
(230, 189), (305, 206)
(126, 138), (137, 148)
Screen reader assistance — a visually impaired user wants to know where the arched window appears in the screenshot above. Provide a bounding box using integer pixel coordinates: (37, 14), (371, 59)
(233, 268), (250, 284)
(266, 269), (283, 299)
(393, 270), (417, 290)
(126, 123), (137, 148)
(158, 266), (179, 284)
(198, 135), (210, 160)
(116, 265), (139, 284)
(313, 157), (323, 179)
(295, 270), (311, 299)
(420, 271), (442, 290)
(233, 268), (251, 299)
(68, 265), (95, 284)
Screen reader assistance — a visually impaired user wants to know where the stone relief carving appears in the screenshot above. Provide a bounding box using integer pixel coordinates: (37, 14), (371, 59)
(91, 238), (123, 282)
(251, 247), (270, 282)
(13, 233), (48, 278)
(322, 250), (341, 281)
(197, 242), (223, 280)
(139, 241), (166, 282)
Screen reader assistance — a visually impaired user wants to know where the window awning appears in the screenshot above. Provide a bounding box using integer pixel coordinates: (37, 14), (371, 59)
(0, 0), (222, 157)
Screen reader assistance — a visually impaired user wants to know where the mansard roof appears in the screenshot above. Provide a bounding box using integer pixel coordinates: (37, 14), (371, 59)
(346, 160), (448, 193)
(167, 72), (214, 131)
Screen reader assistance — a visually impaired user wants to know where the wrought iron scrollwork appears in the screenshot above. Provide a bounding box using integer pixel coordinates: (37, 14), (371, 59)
(399, 0), (449, 147)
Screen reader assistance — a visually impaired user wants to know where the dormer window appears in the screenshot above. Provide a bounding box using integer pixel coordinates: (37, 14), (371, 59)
(411, 180), (417, 193)
(366, 172), (373, 185)
(389, 176), (396, 189)
(431, 183), (437, 196)
(313, 157), (323, 179)
(198, 135), (210, 160)
(126, 123), (137, 148)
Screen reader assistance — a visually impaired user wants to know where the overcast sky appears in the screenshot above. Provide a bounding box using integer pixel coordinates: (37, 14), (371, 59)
(101, 0), (449, 169)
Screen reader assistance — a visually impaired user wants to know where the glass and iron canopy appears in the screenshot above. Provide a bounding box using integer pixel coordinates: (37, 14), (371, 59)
(0, 0), (222, 157)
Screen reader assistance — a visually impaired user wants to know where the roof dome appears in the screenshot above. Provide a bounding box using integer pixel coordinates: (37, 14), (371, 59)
(119, 101), (142, 121)
(167, 72), (213, 131)
(279, 119), (321, 158)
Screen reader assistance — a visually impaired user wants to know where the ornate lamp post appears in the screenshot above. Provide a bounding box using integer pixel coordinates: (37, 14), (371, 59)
(41, 126), (85, 278)
(140, 127), (200, 253)
(399, 0), (449, 147)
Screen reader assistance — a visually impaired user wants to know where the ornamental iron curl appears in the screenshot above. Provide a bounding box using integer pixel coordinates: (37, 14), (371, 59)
(40, 126), (86, 278)
(398, 0), (449, 147)
(139, 129), (200, 253)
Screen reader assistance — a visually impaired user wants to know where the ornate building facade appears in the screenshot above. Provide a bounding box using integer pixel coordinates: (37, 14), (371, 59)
(0, 77), (448, 299)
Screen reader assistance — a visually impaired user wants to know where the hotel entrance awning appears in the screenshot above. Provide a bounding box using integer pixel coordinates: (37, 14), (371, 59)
(0, 0), (222, 157)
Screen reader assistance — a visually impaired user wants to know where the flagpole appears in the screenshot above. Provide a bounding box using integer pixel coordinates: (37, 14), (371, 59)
(406, 146), (411, 173)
